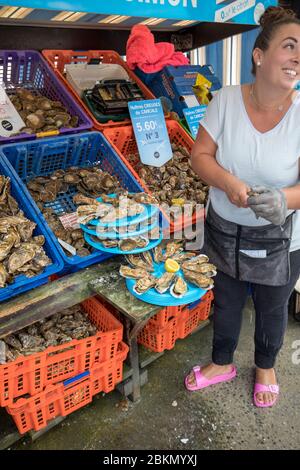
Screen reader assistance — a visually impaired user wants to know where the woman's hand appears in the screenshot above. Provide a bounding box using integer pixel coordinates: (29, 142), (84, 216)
(224, 176), (251, 208)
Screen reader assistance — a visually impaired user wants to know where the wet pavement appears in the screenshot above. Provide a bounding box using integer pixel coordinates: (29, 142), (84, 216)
(8, 298), (300, 450)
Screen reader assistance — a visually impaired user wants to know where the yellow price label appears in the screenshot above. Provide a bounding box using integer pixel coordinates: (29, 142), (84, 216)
(36, 130), (60, 138)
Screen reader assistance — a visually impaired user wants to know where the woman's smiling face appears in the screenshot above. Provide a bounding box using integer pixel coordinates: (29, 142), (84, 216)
(253, 23), (300, 90)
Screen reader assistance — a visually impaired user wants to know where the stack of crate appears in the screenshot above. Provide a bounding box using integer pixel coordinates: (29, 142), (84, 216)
(0, 296), (128, 434)
(138, 291), (213, 353)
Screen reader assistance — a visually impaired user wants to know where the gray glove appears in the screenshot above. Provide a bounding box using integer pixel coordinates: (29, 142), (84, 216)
(247, 186), (287, 226)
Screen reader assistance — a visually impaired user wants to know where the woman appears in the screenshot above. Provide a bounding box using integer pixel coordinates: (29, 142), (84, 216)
(185, 6), (300, 408)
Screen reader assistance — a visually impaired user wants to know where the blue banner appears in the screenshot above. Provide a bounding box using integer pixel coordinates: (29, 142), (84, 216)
(128, 99), (172, 167)
(3, 1), (278, 25)
(183, 105), (207, 139)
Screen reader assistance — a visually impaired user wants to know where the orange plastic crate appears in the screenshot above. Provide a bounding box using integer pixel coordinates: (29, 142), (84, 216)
(148, 306), (182, 329)
(42, 49), (155, 130)
(177, 291), (214, 339)
(103, 120), (205, 232)
(0, 296), (123, 407)
(137, 317), (177, 353)
(6, 342), (128, 434)
(138, 291), (213, 352)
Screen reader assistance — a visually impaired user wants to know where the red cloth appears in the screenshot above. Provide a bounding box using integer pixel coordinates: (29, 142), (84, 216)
(126, 24), (189, 73)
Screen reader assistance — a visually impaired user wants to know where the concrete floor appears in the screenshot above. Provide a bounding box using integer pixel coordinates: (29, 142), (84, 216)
(9, 298), (300, 450)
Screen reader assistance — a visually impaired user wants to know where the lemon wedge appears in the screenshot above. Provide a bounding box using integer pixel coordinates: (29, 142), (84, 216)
(165, 258), (180, 273)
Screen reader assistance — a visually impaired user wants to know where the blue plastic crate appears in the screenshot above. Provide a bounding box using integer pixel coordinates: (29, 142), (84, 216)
(0, 159), (63, 302)
(0, 131), (143, 272)
(0, 50), (92, 144)
(135, 64), (221, 118)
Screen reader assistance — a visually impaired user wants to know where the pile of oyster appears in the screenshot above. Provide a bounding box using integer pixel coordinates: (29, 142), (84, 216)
(119, 241), (216, 298)
(0, 304), (98, 363)
(78, 191), (160, 252)
(26, 166), (121, 257)
(8, 87), (79, 134)
(0, 175), (52, 288)
(127, 144), (209, 213)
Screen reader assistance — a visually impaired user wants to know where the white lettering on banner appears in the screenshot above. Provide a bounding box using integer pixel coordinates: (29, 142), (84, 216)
(126, 0), (198, 7)
(215, 0), (255, 22)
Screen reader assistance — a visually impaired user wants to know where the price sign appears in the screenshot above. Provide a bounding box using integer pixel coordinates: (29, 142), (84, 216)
(128, 99), (172, 167)
(183, 105), (207, 140)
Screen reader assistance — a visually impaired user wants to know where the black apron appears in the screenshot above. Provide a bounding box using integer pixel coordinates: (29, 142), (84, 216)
(203, 204), (294, 286)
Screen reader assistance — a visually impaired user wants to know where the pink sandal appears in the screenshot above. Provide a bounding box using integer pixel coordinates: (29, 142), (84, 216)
(253, 383), (279, 408)
(184, 365), (237, 391)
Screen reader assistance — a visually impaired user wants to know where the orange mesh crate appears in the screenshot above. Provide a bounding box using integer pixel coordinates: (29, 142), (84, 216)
(0, 296), (123, 407)
(147, 306), (182, 329)
(137, 317), (177, 353)
(177, 291), (214, 339)
(6, 342), (128, 434)
(138, 291), (213, 352)
(103, 120), (205, 232)
(41, 50), (155, 130)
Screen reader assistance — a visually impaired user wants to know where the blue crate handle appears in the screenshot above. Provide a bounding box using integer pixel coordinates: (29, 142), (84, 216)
(63, 370), (90, 387)
(34, 141), (70, 176)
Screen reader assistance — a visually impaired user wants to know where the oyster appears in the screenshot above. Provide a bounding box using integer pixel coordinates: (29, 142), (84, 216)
(164, 241), (184, 260)
(119, 238), (138, 252)
(127, 201), (144, 217)
(153, 245), (164, 264)
(141, 250), (154, 270)
(126, 254), (154, 272)
(73, 194), (97, 206)
(7, 244), (38, 273)
(183, 269), (214, 290)
(119, 265), (149, 279)
(182, 255), (210, 272)
(131, 193), (158, 205)
(170, 275), (188, 298)
(171, 251), (197, 262)
(0, 263), (8, 287)
(101, 239), (119, 248)
(155, 272), (175, 294)
(133, 274), (157, 295)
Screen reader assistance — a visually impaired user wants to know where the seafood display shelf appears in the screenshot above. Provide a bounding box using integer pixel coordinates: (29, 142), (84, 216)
(126, 260), (208, 307)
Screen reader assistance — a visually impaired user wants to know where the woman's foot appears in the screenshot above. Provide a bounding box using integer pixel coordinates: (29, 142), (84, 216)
(186, 362), (234, 387)
(255, 367), (278, 405)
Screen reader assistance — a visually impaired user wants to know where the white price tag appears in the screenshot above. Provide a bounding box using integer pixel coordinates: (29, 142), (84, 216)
(59, 212), (80, 230)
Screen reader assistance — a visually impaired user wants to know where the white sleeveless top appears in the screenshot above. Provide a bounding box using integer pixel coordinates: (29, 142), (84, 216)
(200, 85), (300, 252)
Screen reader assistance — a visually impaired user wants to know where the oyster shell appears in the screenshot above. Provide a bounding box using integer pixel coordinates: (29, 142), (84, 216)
(0, 263), (8, 288)
(171, 252), (197, 262)
(119, 265), (149, 279)
(101, 239), (119, 248)
(163, 241), (184, 260)
(119, 238), (138, 252)
(133, 274), (157, 295)
(131, 193), (158, 205)
(153, 245), (164, 264)
(170, 275), (188, 298)
(182, 255), (210, 272)
(183, 269), (214, 290)
(126, 254), (154, 271)
(155, 272), (175, 294)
